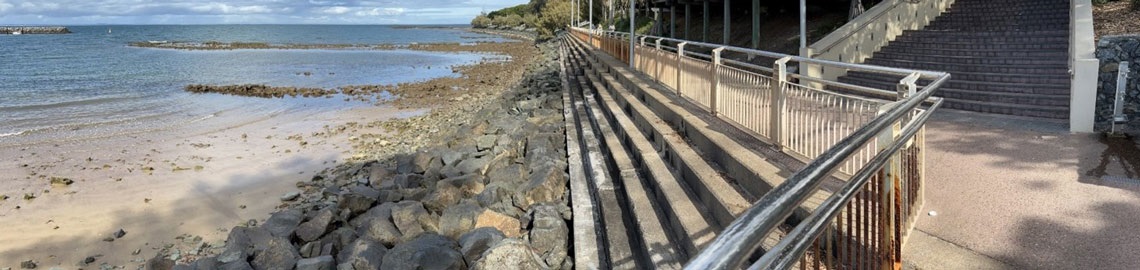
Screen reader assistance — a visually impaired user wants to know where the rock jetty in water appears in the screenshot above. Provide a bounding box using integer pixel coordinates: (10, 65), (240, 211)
(1, 26), (70, 34)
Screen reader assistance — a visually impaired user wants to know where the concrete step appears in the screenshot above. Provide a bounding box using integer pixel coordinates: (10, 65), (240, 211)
(847, 69), (1070, 85)
(839, 75), (1069, 96)
(901, 29), (1068, 38)
(876, 46), (1068, 58)
(862, 58), (1068, 76)
(872, 51), (1068, 66)
(885, 40), (1069, 51)
(895, 34), (1067, 44)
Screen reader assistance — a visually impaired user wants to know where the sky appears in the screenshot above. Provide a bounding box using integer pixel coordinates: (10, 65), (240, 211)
(0, 0), (529, 25)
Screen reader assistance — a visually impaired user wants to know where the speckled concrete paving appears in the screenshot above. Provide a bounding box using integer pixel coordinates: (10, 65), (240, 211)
(904, 110), (1140, 270)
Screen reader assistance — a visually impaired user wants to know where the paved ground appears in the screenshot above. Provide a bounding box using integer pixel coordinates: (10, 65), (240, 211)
(903, 110), (1140, 270)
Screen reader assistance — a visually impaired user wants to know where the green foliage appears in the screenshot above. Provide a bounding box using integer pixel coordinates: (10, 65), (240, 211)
(492, 14), (525, 28)
(523, 13), (540, 28)
(487, 4), (532, 18)
(471, 14), (492, 28)
(537, 0), (572, 39)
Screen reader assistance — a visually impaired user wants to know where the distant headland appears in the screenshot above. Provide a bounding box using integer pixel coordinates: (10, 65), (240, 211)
(1, 26), (71, 34)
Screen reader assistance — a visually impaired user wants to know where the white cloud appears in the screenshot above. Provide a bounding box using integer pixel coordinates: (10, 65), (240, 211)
(0, 0), (529, 24)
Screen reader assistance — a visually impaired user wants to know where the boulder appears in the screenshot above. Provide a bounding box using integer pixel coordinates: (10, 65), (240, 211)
(146, 254), (175, 270)
(471, 239), (548, 270)
(438, 202), (483, 239)
(514, 164), (567, 210)
(217, 227), (273, 264)
(217, 261), (253, 270)
(295, 256), (335, 270)
(528, 205), (569, 267)
(381, 234), (466, 270)
(438, 174), (486, 197)
(338, 193), (376, 217)
(261, 209), (303, 238)
(352, 203), (402, 247)
(250, 236), (299, 270)
(474, 209), (521, 238)
(458, 228), (505, 265)
(337, 239), (388, 270)
(391, 201), (438, 241)
(367, 165), (393, 189)
(456, 156), (492, 176)
(475, 135), (497, 151)
(296, 208), (335, 243)
(423, 184), (463, 214)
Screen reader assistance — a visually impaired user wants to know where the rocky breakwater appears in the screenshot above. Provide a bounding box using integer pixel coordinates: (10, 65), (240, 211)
(1096, 35), (1140, 132)
(1, 26), (70, 34)
(160, 37), (569, 269)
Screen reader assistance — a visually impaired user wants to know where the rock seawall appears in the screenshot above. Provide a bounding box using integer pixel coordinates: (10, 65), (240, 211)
(1096, 35), (1140, 132)
(0, 26), (70, 34)
(159, 36), (569, 269)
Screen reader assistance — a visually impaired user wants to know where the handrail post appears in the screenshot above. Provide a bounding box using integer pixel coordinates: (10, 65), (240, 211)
(772, 56), (792, 149)
(677, 42), (688, 95)
(640, 36), (648, 47)
(897, 72), (920, 100)
(655, 38), (662, 50)
(876, 99), (904, 270)
(712, 47), (725, 116)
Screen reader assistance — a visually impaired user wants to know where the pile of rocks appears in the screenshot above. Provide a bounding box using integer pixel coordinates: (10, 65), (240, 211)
(184, 84), (336, 98)
(161, 36), (569, 270)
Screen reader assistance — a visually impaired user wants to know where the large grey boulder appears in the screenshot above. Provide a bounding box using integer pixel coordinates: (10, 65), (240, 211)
(381, 234), (466, 270)
(250, 236), (299, 270)
(457, 228), (505, 265)
(528, 205), (569, 268)
(352, 203), (402, 247)
(295, 256), (334, 270)
(336, 239), (388, 270)
(514, 164), (567, 210)
(261, 209), (303, 238)
(391, 201), (438, 241)
(471, 239), (548, 270)
(296, 207), (335, 243)
(438, 202), (483, 239)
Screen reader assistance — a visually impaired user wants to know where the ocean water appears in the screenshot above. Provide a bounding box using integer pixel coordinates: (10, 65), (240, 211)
(0, 25), (506, 145)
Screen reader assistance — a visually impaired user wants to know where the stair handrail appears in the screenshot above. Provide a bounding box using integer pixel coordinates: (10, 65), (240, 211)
(568, 26), (953, 270)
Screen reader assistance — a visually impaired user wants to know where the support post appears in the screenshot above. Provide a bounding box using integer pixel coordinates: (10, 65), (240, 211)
(629, 0), (635, 68)
(677, 42), (688, 95)
(670, 7), (676, 38)
(772, 56), (792, 149)
(712, 47), (725, 116)
(703, 1), (709, 42)
(685, 4), (691, 40)
(1114, 62), (1131, 123)
(724, 0), (730, 45)
(752, 0), (759, 49)
(799, 0), (806, 49)
(898, 73), (920, 100)
(875, 99), (903, 270)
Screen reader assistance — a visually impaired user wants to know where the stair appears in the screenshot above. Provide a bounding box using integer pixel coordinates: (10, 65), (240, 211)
(561, 34), (823, 268)
(837, 0), (1072, 120)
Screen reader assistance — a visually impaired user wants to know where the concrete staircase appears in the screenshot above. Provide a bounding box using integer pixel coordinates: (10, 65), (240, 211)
(838, 0), (1071, 119)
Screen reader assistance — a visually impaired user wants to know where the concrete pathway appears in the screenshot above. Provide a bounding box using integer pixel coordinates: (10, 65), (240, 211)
(903, 111), (1140, 270)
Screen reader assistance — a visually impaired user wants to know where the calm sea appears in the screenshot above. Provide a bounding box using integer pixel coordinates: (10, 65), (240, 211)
(0, 25), (506, 145)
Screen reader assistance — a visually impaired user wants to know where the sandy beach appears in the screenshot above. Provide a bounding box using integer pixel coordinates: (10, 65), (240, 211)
(0, 103), (422, 268)
(0, 29), (539, 269)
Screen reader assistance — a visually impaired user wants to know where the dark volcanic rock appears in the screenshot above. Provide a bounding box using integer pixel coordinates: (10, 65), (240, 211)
(337, 239), (388, 270)
(250, 236), (299, 270)
(471, 239), (548, 270)
(381, 234), (466, 270)
(146, 254), (175, 270)
(352, 203), (402, 247)
(296, 207), (336, 242)
(391, 201), (438, 241)
(295, 255), (335, 270)
(218, 260), (253, 270)
(458, 228), (505, 265)
(262, 209), (304, 238)
(439, 202), (483, 239)
(514, 163), (567, 210)
(528, 205), (568, 267)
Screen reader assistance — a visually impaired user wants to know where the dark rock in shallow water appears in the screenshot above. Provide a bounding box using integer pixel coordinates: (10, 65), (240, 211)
(337, 239), (388, 270)
(458, 228), (505, 265)
(381, 234), (466, 270)
(262, 209), (303, 238)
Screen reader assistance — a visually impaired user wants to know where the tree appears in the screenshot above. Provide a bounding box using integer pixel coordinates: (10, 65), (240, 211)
(538, 0), (572, 39)
(471, 14), (492, 28)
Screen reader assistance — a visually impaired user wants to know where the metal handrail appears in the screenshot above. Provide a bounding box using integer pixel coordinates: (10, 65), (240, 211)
(569, 27), (951, 269)
(750, 98), (943, 270)
(684, 72), (949, 270)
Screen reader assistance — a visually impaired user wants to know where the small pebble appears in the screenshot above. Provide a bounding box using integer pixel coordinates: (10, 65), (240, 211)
(928, 211), (938, 216)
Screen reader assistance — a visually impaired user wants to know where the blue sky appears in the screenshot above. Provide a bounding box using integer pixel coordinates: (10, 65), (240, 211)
(0, 0), (528, 25)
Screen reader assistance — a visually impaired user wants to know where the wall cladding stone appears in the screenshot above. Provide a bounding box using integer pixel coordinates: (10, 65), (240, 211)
(1096, 35), (1140, 132)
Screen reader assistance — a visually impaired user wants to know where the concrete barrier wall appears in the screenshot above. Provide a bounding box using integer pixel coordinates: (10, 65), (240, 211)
(1071, 0), (1100, 133)
(800, 0), (955, 81)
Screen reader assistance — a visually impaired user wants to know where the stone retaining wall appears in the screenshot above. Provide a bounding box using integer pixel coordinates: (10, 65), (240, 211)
(1095, 35), (1140, 132)
(0, 26), (70, 34)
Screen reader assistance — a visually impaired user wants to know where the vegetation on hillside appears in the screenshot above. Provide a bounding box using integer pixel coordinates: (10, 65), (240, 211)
(470, 0), (574, 39)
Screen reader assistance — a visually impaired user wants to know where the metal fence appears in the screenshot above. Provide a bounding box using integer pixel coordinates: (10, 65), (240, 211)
(568, 27), (949, 270)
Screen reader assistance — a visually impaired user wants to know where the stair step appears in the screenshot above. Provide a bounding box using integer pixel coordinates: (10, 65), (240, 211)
(896, 35), (1067, 44)
(941, 98), (1069, 119)
(838, 75), (1068, 96)
(886, 40), (1068, 51)
(877, 46), (1068, 58)
(872, 51), (1068, 66)
(926, 25), (1068, 32)
(901, 29), (1069, 38)
(863, 58), (1068, 76)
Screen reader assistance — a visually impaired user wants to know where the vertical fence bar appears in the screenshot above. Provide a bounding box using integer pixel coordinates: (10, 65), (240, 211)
(712, 47), (724, 116)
